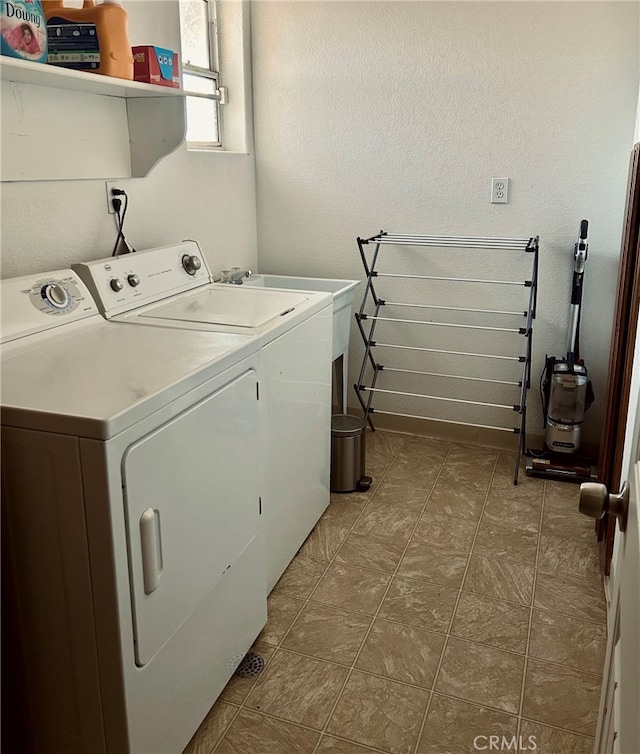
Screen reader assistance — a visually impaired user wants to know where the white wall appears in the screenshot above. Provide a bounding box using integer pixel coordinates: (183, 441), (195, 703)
(251, 1), (639, 443)
(0, 1), (258, 279)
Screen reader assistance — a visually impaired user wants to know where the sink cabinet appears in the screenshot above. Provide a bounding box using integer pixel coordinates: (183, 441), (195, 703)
(244, 274), (360, 413)
(0, 58), (186, 181)
(260, 304), (333, 592)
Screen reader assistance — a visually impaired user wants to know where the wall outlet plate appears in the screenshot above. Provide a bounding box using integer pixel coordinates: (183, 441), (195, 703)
(105, 181), (123, 213)
(491, 178), (509, 204)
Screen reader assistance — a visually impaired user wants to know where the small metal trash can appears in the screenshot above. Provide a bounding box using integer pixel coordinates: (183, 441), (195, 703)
(330, 414), (372, 493)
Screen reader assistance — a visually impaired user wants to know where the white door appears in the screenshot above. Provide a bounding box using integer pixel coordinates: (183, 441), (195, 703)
(122, 369), (260, 666)
(587, 351), (640, 753)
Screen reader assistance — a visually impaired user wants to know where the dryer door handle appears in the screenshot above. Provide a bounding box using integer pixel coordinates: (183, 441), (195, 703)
(140, 507), (162, 594)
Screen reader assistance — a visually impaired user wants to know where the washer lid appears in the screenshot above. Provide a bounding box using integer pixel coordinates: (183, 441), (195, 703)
(139, 285), (309, 328)
(1, 320), (257, 439)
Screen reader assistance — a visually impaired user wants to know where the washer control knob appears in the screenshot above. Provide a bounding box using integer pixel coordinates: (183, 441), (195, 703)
(42, 283), (69, 309)
(182, 254), (202, 276)
(110, 278), (124, 292)
(127, 274), (140, 288)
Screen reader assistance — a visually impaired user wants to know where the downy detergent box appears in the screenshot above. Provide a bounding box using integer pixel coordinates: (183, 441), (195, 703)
(1, 0), (48, 63)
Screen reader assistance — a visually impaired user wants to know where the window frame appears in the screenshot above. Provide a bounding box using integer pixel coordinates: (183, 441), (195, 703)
(180, 0), (223, 150)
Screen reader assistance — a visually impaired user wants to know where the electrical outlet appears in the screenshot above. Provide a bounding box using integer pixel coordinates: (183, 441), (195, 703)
(491, 177), (509, 204)
(105, 181), (123, 214)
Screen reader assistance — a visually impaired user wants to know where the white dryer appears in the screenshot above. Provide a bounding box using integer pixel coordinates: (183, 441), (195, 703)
(74, 243), (333, 592)
(1, 267), (266, 753)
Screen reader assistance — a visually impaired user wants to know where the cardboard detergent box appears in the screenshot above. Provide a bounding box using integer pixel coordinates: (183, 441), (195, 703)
(132, 45), (179, 88)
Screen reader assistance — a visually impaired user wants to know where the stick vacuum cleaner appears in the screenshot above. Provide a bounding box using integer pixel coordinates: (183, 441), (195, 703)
(526, 220), (596, 482)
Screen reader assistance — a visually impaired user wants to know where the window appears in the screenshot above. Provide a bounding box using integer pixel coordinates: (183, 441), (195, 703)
(179, 0), (223, 148)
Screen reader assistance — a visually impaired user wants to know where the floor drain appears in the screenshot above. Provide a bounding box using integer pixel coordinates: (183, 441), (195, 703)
(234, 651), (265, 678)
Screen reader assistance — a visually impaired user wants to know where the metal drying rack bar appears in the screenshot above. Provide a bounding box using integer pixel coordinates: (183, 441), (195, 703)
(354, 230), (539, 484)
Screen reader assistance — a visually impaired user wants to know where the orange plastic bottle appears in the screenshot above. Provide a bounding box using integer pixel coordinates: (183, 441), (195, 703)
(42, 0), (133, 80)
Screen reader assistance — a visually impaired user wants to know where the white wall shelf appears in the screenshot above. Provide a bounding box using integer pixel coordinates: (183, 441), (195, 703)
(1, 57), (186, 180)
(1, 57), (184, 98)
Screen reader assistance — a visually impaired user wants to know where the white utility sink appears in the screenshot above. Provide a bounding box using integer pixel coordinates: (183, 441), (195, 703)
(245, 274), (355, 295)
(244, 274), (360, 412)
(244, 275), (359, 361)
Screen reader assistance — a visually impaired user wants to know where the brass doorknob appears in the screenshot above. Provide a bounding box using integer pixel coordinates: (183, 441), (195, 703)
(579, 481), (629, 532)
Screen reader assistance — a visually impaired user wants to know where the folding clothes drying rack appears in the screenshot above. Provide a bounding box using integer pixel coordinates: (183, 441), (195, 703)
(354, 231), (539, 484)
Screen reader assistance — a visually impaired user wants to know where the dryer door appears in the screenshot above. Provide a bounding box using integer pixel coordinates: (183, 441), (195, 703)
(121, 369), (260, 666)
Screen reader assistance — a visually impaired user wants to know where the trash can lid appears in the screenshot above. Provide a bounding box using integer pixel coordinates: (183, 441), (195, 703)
(331, 414), (365, 437)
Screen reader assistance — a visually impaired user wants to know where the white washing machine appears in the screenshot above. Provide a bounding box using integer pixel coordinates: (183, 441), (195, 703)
(73, 243), (333, 593)
(1, 267), (267, 754)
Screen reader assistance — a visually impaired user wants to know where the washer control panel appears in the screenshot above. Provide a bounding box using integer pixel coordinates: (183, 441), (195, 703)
(1, 270), (98, 344)
(72, 241), (212, 319)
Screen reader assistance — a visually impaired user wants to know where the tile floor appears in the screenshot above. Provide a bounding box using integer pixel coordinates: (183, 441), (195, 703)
(184, 431), (607, 754)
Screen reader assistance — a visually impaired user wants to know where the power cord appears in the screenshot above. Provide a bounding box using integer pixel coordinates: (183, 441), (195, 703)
(111, 189), (136, 256)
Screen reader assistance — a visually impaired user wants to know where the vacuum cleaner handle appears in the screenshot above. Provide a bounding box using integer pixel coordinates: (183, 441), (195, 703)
(567, 219), (590, 357)
(574, 220), (589, 263)
(572, 219), (589, 282)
